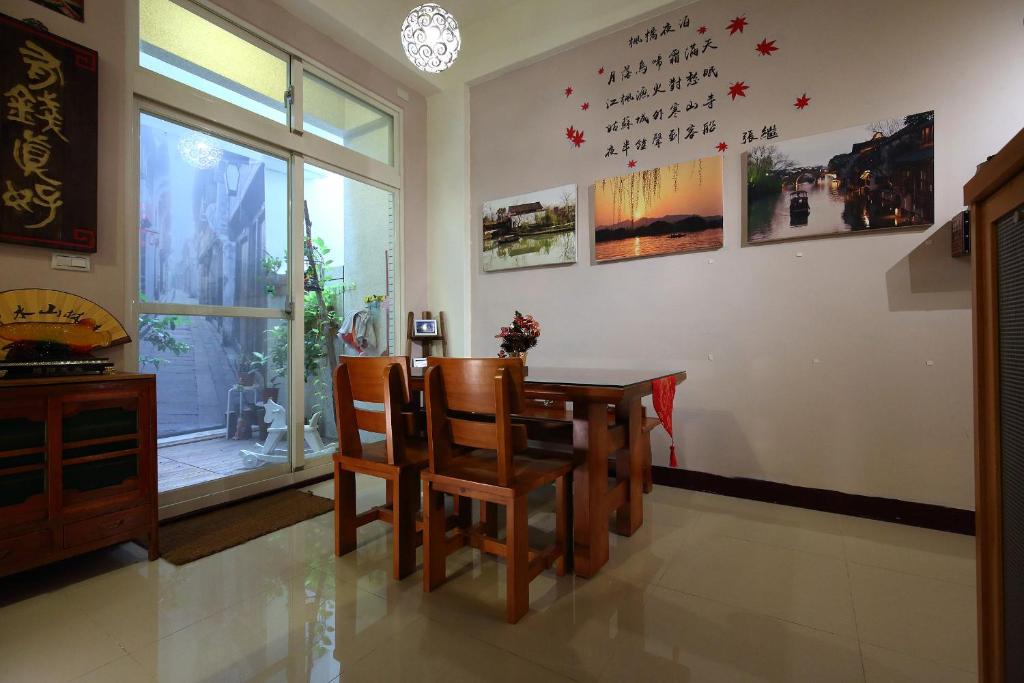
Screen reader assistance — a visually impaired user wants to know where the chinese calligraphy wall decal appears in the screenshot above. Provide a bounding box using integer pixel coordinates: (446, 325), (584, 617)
(594, 155), (723, 263)
(0, 13), (97, 252)
(481, 184), (577, 272)
(28, 0), (84, 23)
(746, 111), (935, 245)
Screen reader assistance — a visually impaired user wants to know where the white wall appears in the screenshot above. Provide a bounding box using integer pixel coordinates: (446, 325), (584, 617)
(467, 0), (1024, 510)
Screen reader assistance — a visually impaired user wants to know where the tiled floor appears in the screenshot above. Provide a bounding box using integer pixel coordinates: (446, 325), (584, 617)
(0, 480), (977, 682)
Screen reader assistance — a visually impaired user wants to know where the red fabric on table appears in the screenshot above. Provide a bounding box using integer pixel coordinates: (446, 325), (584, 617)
(652, 376), (677, 467)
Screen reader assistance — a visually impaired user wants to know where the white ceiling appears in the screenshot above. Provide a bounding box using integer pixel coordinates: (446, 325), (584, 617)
(269, 0), (694, 97)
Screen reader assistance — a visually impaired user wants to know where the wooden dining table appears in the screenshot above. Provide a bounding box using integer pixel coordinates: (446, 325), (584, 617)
(409, 366), (686, 578)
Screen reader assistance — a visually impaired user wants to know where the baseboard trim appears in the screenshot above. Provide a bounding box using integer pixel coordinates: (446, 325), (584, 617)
(652, 466), (975, 536)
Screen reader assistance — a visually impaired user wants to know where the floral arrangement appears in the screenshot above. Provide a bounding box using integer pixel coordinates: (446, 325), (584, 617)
(496, 311), (540, 358)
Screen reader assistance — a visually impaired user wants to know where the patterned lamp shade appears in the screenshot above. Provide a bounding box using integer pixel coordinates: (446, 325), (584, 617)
(400, 3), (461, 74)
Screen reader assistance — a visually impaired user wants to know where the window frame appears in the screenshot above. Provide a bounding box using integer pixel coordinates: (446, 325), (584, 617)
(125, 0), (406, 508)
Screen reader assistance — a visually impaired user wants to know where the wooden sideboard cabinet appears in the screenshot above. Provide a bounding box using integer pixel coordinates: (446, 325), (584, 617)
(0, 373), (158, 579)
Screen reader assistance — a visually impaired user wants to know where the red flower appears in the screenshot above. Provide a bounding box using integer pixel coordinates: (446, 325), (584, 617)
(727, 81), (750, 100)
(794, 93), (811, 109)
(716, 141), (728, 152)
(726, 15), (748, 35)
(564, 85), (574, 97)
(627, 159), (637, 168)
(755, 38), (778, 56)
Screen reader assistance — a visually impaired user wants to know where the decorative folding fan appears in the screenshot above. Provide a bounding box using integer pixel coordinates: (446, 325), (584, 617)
(0, 289), (130, 360)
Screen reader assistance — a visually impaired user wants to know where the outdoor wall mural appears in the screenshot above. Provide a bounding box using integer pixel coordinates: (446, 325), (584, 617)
(481, 184), (577, 272)
(594, 156), (723, 263)
(746, 111), (935, 244)
(0, 13), (97, 252)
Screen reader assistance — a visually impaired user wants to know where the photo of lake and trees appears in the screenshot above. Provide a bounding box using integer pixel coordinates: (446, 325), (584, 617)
(481, 184), (577, 272)
(594, 156), (724, 263)
(746, 111), (934, 245)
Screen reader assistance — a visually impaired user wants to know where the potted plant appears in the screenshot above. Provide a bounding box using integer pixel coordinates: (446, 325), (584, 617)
(495, 310), (541, 362)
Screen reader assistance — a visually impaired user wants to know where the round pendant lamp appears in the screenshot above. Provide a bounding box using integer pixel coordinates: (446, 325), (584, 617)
(401, 3), (461, 74)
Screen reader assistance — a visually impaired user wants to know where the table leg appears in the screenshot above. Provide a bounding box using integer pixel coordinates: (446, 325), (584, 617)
(573, 399), (610, 578)
(615, 397), (644, 536)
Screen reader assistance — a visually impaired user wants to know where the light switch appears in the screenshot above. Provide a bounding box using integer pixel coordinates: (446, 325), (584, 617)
(51, 253), (90, 272)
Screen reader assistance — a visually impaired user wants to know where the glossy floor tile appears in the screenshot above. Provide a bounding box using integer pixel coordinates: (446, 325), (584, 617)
(0, 479), (977, 682)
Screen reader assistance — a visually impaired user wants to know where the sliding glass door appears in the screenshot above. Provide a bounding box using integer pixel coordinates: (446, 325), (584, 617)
(132, 0), (402, 506)
(300, 162), (396, 465)
(138, 112), (293, 496)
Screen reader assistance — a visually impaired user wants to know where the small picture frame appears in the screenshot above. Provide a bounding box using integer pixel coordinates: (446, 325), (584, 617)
(413, 319), (438, 337)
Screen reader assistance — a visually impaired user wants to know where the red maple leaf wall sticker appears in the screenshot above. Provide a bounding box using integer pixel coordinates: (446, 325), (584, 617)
(566, 126), (585, 148)
(598, 67), (605, 75)
(794, 93), (812, 109)
(716, 141), (728, 152)
(627, 159), (637, 168)
(755, 38), (778, 56)
(564, 85), (574, 97)
(697, 25), (707, 34)
(581, 102), (590, 111)
(727, 81), (750, 100)
(726, 15), (748, 35)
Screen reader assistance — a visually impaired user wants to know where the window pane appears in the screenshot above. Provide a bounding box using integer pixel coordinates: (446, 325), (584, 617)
(301, 164), (396, 461)
(139, 113), (288, 309)
(140, 0), (287, 123)
(303, 73), (394, 166)
(141, 314), (293, 493)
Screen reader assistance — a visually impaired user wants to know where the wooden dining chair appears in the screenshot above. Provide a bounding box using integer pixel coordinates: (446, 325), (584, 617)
(332, 355), (428, 580)
(421, 358), (573, 624)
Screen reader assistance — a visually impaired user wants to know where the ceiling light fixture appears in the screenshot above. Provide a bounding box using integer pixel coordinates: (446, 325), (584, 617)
(401, 3), (460, 74)
(177, 132), (223, 170)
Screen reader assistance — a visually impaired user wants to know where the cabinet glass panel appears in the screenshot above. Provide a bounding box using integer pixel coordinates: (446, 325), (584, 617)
(63, 456), (139, 496)
(0, 413), (46, 509)
(63, 405), (138, 443)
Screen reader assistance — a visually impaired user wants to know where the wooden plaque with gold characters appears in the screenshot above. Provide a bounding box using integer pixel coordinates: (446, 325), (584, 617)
(0, 13), (98, 252)
(0, 289), (129, 376)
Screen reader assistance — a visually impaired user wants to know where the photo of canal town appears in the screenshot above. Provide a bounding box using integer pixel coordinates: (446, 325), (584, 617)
(746, 111), (934, 244)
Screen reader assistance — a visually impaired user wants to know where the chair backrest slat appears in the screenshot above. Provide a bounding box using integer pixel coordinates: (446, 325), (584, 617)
(424, 358), (527, 486)
(354, 407), (387, 434)
(333, 356), (412, 465)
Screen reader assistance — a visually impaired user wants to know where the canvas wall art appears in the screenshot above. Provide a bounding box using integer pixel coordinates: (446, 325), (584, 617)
(0, 13), (98, 251)
(481, 184), (577, 272)
(593, 156), (724, 263)
(746, 111), (935, 245)
(28, 0), (84, 22)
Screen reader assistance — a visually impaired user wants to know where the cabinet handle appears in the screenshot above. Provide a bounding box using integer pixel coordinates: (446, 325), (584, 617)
(102, 519), (125, 530)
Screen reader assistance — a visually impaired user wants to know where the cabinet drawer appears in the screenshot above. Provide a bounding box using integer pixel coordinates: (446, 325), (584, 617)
(0, 530), (52, 574)
(63, 507), (149, 549)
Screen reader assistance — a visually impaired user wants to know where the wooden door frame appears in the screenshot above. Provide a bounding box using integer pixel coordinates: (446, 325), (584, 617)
(966, 127), (1024, 683)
